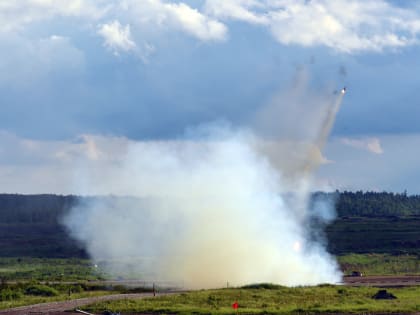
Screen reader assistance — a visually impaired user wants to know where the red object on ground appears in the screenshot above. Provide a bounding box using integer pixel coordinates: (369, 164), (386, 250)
(232, 301), (239, 309)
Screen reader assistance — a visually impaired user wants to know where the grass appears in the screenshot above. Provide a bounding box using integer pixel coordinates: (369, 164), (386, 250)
(0, 258), (154, 310)
(0, 222), (86, 258)
(0, 288), (113, 310)
(0, 257), (104, 281)
(337, 253), (420, 276)
(0, 279), (119, 310)
(326, 216), (420, 255)
(1, 254), (419, 284)
(1, 253), (420, 312)
(85, 285), (420, 314)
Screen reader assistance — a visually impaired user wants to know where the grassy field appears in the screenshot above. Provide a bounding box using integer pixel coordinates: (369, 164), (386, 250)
(2, 216), (420, 259)
(337, 253), (420, 276)
(0, 257), (104, 281)
(0, 223), (86, 258)
(1, 255), (420, 312)
(85, 285), (420, 314)
(0, 288), (113, 310)
(1, 254), (419, 284)
(326, 216), (420, 255)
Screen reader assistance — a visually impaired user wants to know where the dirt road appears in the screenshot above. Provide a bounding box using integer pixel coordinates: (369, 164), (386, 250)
(0, 292), (169, 315)
(344, 275), (420, 286)
(2, 277), (420, 314)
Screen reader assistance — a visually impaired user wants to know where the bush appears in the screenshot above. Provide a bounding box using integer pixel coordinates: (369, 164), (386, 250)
(0, 288), (22, 301)
(242, 283), (285, 290)
(71, 284), (84, 293)
(25, 284), (58, 296)
(53, 283), (84, 294)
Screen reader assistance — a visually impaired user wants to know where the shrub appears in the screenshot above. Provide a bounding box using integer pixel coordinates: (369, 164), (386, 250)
(71, 284), (84, 293)
(25, 284), (59, 296)
(0, 288), (22, 301)
(242, 283), (285, 290)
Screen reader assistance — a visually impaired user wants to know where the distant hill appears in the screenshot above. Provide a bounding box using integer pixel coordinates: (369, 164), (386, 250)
(324, 190), (420, 217)
(0, 194), (85, 257)
(1, 192), (420, 257)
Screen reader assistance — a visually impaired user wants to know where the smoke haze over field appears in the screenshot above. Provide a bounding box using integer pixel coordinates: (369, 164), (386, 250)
(64, 80), (344, 288)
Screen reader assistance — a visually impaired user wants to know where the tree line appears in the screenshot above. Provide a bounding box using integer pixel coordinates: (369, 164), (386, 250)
(316, 190), (420, 217)
(1, 191), (420, 224)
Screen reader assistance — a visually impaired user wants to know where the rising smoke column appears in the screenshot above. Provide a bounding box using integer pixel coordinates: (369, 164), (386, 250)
(253, 72), (345, 222)
(300, 91), (345, 175)
(316, 92), (345, 156)
(64, 83), (345, 289)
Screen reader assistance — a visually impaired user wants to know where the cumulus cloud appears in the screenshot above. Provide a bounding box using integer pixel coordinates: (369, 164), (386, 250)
(120, 0), (227, 42)
(0, 34), (85, 86)
(0, 0), (109, 32)
(98, 20), (137, 54)
(204, 0), (269, 25)
(2, 0), (420, 54)
(0, 0), (226, 56)
(164, 2), (227, 41)
(341, 137), (384, 154)
(0, 131), (133, 194)
(205, 0), (420, 52)
(318, 134), (420, 192)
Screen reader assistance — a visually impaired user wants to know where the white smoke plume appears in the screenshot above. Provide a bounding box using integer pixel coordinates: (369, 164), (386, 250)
(64, 78), (344, 289)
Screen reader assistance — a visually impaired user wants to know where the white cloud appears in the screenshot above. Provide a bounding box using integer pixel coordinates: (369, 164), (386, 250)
(0, 34), (85, 86)
(2, 131), (420, 194)
(165, 2), (227, 41)
(98, 20), (137, 54)
(205, 0), (420, 52)
(317, 134), (420, 192)
(0, 0), (109, 32)
(341, 137), (384, 154)
(2, 0), (419, 53)
(120, 0), (227, 42)
(0, 0), (227, 62)
(0, 131), (132, 194)
(205, 0), (269, 25)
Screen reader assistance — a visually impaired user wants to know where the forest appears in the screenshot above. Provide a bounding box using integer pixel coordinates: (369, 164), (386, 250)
(1, 191), (419, 223)
(1, 191), (420, 257)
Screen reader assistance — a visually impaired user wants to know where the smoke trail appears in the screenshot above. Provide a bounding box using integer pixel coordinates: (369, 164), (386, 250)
(299, 92), (344, 175)
(63, 80), (344, 289)
(253, 69), (344, 177)
(316, 93), (344, 153)
(251, 72), (344, 223)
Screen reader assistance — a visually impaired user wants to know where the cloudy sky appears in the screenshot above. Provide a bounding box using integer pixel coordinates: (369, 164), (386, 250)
(1, 0), (420, 194)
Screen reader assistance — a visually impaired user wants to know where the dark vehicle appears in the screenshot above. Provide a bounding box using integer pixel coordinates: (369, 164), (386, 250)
(350, 271), (363, 277)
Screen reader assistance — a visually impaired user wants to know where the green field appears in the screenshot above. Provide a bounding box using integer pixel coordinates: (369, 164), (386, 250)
(3, 217), (420, 259)
(0, 222), (86, 258)
(1, 253), (419, 284)
(337, 253), (420, 276)
(0, 288), (112, 310)
(0, 255), (419, 313)
(0, 257), (104, 281)
(1, 199), (420, 313)
(85, 285), (420, 314)
(326, 216), (420, 255)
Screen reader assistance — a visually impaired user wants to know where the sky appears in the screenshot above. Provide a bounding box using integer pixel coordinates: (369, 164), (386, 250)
(1, 0), (420, 194)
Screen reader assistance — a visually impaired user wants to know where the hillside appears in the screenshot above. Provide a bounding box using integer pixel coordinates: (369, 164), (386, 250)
(1, 192), (420, 257)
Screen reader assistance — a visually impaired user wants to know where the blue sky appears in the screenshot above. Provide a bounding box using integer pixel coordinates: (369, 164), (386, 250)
(1, 0), (420, 193)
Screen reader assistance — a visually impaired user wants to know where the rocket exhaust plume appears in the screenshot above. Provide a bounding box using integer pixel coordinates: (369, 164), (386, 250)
(63, 78), (344, 289)
(317, 92), (345, 153)
(301, 91), (345, 175)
